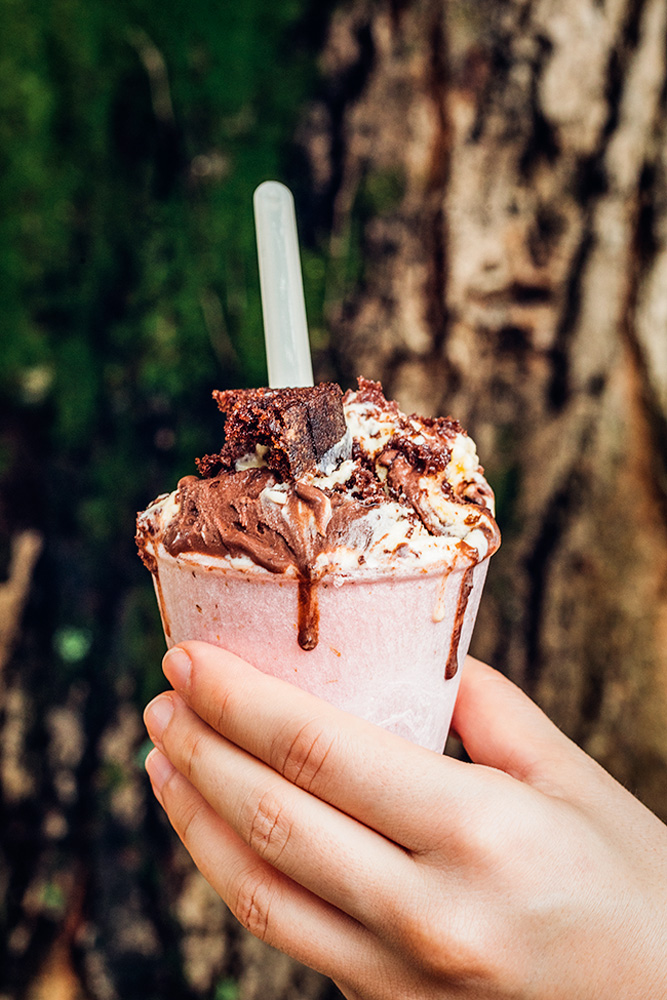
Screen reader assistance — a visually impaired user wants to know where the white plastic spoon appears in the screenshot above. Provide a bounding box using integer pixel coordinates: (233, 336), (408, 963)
(253, 180), (314, 388)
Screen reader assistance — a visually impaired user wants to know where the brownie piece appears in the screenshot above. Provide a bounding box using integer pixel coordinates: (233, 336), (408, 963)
(197, 383), (347, 479)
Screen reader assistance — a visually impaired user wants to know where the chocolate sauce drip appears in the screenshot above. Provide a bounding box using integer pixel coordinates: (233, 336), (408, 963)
(445, 566), (476, 679)
(297, 580), (320, 650)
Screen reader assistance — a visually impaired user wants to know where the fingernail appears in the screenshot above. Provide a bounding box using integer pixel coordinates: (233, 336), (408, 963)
(163, 646), (192, 691)
(145, 747), (175, 802)
(144, 694), (175, 742)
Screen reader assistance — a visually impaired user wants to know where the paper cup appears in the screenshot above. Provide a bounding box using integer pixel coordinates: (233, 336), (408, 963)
(149, 550), (489, 753)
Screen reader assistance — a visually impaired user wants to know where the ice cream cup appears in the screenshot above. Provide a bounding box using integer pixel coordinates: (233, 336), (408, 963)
(149, 549), (490, 753)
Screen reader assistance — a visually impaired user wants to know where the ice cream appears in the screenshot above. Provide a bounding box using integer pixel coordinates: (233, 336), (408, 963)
(136, 378), (500, 751)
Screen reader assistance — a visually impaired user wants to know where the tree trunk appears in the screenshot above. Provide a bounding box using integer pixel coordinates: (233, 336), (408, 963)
(301, 0), (667, 820)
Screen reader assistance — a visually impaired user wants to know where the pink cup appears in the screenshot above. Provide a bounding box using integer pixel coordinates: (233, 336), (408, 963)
(150, 550), (490, 753)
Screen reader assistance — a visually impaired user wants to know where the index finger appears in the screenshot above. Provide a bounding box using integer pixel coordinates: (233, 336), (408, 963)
(162, 640), (466, 849)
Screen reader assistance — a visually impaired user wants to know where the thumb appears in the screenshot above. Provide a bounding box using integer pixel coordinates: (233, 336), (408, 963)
(452, 657), (588, 795)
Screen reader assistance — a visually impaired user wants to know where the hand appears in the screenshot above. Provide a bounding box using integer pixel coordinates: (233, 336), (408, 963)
(143, 643), (667, 1000)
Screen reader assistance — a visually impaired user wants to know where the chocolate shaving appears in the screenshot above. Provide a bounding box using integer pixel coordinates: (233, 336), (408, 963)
(348, 378), (461, 475)
(385, 434), (450, 475)
(135, 531), (157, 573)
(329, 461), (385, 506)
(351, 377), (400, 412)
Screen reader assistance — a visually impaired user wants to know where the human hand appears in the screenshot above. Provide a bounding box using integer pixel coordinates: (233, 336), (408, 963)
(143, 643), (667, 1000)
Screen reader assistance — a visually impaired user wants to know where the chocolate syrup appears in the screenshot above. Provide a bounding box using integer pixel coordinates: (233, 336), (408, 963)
(445, 565), (475, 679)
(297, 579), (320, 650)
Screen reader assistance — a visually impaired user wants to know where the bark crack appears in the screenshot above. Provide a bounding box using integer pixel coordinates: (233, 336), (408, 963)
(523, 465), (585, 687)
(424, 7), (452, 360)
(548, 0), (650, 412)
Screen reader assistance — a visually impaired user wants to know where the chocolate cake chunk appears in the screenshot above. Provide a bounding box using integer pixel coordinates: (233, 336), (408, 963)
(206, 383), (347, 479)
(303, 384), (347, 458)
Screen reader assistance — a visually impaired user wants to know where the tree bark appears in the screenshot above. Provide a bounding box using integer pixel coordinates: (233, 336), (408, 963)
(301, 0), (667, 819)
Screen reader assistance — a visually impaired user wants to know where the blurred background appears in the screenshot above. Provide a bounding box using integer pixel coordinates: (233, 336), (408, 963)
(1, 0), (666, 998)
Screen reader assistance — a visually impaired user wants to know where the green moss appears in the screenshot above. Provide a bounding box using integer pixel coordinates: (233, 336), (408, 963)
(215, 980), (240, 1000)
(359, 167), (407, 216)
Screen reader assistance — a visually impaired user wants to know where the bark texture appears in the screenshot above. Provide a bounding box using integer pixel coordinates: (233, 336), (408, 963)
(302, 0), (667, 818)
